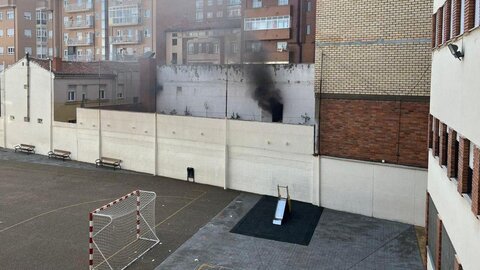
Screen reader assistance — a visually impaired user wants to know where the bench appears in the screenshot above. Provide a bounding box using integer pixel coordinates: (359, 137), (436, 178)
(14, 144), (35, 154)
(48, 149), (71, 161)
(95, 157), (122, 170)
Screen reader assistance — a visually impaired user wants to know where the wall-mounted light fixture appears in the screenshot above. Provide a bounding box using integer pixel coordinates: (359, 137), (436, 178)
(448, 44), (464, 60)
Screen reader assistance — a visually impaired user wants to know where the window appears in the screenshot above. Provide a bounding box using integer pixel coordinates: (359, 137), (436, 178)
(117, 84), (124, 99)
(24, 29), (32, 38)
(144, 28), (151, 38)
(196, 11), (204, 21)
(278, 0), (288, 5)
(460, 0), (465, 34)
(246, 41), (262, 52)
(306, 24), (311, 35)
(171, 53), (177, 64)
(252, 0), (262, 8)
(7, 28), (14, 37)
(0, 29), (3, 37)
(188, 43), (194, 54)
(196, 0), (203, 9)
(208, 0), (214, 6)
(0, 12), (3, 20)
(244, 16), (291, 31)
(7, 47), (14, 55)
(467, 142), (474, 197)
(277, 41), (287, 51)
(24, 12), (32, 20)
(144, 9), (151, 18)
(67, 86), (76, 102)
(207, 12), (213, 18)
(99, 86), (106, 99)
(0, 47), (4, 55)
(7, 11), (14, 20)
(427, 197), (439, 268)
(24, 47), (32, 55)
(172, 39), (177, 46)
(475, 0), (480, 27)
(217, 11), (223, 17)
(307, 1), (312, 12)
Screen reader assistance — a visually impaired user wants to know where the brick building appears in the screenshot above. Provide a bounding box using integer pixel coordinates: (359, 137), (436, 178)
(0, 0), (47, 67)
(315, 0), (432, 168)
(427, 0), (480, 269)
(61, 0), (156, 62)
(243, 0), (316, 64)
(159, 0), (316, 65)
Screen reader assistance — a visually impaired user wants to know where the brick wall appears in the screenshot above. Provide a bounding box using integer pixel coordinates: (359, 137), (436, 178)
(447, 128), (458, 178)
(472, 147), (480, 215)
(452, 0), (461, 36)
(457, 137), (471, 194)
(315, 0), (432, 96)
(465, 0), (476, 30)
(444, 0), (452, 43)
(320, 98), (429, 168)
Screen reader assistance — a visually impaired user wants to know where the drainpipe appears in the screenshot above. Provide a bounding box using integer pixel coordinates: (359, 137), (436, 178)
(2, 61), (6, 148)
(224, 67), (229, 190)
(49, 59), (53, 151)
(26, 53), (31, 122)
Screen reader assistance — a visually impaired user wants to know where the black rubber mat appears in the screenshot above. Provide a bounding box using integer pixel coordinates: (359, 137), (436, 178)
(230, 196), (323, 246)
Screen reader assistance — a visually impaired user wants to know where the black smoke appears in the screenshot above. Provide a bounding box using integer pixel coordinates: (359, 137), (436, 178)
(247, 64), (284, 122)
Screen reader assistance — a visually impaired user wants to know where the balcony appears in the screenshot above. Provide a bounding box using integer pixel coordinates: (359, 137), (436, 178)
(109, 5), (141, 26)
(111, 53), (141, 62)
(65, 54), (94, 62)
(110, 31), (142, 45)
(65, 34), (94, 46)
(65, 1), (94, 13)
(64, 17), (94, 29)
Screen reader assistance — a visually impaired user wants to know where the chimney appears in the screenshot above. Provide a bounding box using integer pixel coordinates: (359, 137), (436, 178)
(52, 57), (62, 72)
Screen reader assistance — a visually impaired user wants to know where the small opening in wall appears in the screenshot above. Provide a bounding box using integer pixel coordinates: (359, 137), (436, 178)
(37, 118), (43, 124)
(24, 117), (30, 122)
(9, 115), (14, 120)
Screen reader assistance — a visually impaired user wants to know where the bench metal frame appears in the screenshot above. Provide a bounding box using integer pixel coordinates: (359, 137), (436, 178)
(95, 157), (122, 170)
(14, 144), (36, 154)
(48, 150), (72, 161)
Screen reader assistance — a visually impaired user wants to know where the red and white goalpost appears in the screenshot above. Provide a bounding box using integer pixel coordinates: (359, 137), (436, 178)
(89, 190), (159, 270)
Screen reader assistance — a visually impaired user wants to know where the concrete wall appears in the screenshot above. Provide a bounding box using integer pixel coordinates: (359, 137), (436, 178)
(427, 154), (480, 270)
(0, 117), (4, 148)
(430, 29), (480, 146)
(157, 64), (315, 125)
(4, 59), (52, 155)
(320, 156), (427, 226)
(53, 122), (78, 160)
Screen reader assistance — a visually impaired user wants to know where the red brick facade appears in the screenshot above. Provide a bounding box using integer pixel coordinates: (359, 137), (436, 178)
(320, 98), (429, 168)
(447, 128), (458, 178)
(472, 147), (480, 215)
(465, 0), (476, 31)
(433, 118), (440, 157)
(444, 0), (452, 43)
(452, 0), (462, 36)
(437, 7), (444, 47)
(457, 137), (471, 194)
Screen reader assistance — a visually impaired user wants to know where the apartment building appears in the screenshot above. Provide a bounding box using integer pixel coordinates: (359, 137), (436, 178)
(61, 0), (155, 62)
(35, 0), (62, 60)
(427, 0), (480, 269)
(0, 0), (40, 67)
(243, 0), (316, 64)
(160, 0), (243, 65)
(161, 0), (315, 65)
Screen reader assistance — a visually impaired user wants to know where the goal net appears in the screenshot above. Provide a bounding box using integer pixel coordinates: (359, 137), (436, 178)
(89, 190), (159, 270)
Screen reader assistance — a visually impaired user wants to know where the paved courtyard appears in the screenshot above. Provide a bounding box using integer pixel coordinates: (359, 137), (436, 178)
(0, 149), (424, 270)
(0, 149), (239, 270)
(158, 194), (424, 270)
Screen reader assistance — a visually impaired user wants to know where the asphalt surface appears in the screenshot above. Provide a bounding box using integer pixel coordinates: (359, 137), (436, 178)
(158, 194), (424, 270)
(0, 150), (239, 270)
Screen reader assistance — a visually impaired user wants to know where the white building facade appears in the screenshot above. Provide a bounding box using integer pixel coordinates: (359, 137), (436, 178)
(427, 0), (480, 269)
